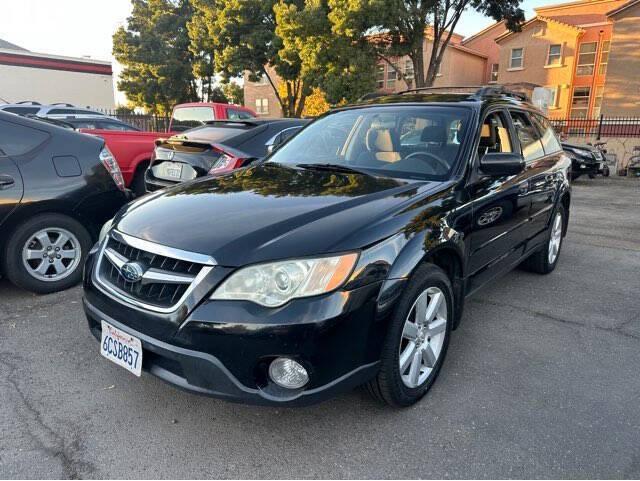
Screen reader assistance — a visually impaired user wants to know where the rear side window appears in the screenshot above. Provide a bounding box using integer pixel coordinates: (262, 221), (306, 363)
(0, 120), (49, 156)
(3, 106), (40, 115)
(532, 114), (562, 155)
(99, 121), (136, 131)
(509, 111), (545, 162)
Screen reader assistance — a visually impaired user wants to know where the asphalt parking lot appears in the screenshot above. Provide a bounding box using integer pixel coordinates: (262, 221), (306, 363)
(1, 178), (638, 479)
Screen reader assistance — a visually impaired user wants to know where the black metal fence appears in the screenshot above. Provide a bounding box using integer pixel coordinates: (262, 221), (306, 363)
(549, 116), (640, 139)
(98, 110), (170, 132)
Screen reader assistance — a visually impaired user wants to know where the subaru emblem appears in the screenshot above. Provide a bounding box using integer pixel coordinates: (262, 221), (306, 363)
(120, 262), (145, 283)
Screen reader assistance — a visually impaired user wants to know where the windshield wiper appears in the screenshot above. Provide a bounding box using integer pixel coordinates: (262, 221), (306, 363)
(296, 163), (372, 176)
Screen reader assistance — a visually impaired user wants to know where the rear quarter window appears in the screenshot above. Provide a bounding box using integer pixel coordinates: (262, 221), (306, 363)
(0, 119), (50, 157)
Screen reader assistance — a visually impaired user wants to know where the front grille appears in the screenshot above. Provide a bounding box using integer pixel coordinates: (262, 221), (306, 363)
(98, 236), (204, 309)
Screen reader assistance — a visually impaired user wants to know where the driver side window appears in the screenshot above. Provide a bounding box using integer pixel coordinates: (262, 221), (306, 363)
(478, 111), (513, 159)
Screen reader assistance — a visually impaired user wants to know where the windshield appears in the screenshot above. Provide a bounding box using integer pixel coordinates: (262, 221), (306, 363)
(268, 106), (471, 179)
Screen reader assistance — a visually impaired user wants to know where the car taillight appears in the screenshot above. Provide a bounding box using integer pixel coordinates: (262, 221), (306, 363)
(208, 153), (247, 175)
(99, 146), (125, 191)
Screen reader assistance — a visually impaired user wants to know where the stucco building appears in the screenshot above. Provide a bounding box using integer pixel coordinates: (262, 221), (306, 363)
(488, 0), (640, 118)
(0, 39), (115, 109)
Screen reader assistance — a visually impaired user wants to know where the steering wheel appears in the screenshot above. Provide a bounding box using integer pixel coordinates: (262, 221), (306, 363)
(404, 151), (450, 174)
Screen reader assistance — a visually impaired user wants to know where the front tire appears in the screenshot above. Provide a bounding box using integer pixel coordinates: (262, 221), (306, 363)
(2, 213), (92, 294)
(367, 264), (453, 407)
(520, 205), (566, 274)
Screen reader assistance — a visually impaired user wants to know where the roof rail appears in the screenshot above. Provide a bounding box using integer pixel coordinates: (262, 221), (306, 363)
(399, 84), (529, 101)
(476, 85), (529, 101)
(50, 102), (76, 107)
(16, 100), (42, 105)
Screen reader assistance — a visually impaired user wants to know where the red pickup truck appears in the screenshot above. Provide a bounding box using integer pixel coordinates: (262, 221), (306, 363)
(81, 102), (256, 195)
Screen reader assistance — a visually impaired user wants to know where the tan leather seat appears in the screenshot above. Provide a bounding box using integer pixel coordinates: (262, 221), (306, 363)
(366, 128), (401, 163)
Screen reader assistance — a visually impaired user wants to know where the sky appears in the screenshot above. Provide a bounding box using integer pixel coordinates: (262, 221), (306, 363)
(1, 0), (552, 105)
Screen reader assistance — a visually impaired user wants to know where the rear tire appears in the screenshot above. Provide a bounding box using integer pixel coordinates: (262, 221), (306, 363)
(520, 205), (566, 275)
(367, 263), (453, 407)
(2, 214), (92, 294)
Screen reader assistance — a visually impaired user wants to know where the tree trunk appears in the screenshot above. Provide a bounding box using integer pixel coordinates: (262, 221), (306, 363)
(412, 32), (426, 89)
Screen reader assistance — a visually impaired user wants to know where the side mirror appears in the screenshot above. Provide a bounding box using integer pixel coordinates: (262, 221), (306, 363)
(479, 152), (525, 176)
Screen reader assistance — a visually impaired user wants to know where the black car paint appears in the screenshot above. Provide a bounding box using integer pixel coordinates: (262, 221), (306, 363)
(145, 119), (309, 191)
(0, 112), (128, 261)
(83, 94), (571, 405)
(562, 142), (607, 179)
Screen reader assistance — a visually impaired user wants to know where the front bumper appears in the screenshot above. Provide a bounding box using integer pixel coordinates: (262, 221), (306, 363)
(83, 248), (392, 405)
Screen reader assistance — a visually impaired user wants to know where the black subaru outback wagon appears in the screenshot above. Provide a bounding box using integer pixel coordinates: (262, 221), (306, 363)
(83, 87), (571, 407)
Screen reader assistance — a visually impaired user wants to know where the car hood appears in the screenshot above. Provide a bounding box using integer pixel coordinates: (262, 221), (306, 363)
(562, 142), (596, 153)
(115, 163), (439, 266)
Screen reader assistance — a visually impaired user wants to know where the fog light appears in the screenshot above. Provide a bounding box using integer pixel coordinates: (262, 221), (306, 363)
(268, 357), (309, 389)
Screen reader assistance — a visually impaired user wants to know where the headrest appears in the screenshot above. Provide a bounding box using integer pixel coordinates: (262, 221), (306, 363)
(420, 124), (447, 143)
(366, 128), (398, 153)
(479, 121), (498, 148)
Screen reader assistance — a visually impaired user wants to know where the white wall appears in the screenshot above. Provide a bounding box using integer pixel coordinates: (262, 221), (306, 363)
(0, 64), (115, 109)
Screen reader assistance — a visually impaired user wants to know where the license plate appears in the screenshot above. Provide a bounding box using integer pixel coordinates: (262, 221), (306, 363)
(159, 161), (183, 180)
(100, 321), (142, 377)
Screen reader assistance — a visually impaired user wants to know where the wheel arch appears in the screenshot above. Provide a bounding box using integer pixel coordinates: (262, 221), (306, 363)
(382, 230), (467, 329)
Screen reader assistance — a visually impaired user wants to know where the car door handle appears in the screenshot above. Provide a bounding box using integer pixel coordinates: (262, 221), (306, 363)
(0, 175), (15, 189)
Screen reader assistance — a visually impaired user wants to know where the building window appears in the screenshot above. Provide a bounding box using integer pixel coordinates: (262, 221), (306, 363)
(404, 59), (414, 80)
(545, 86), (560, 109)
(570, 87), (591, 119)
(599, 40), (610, 75)
(376, 65), (385, 89)
(577, 42), (598, 76)
(510, 48), (524, 69)
(593, 85), (605, 118)
(255, 98), (269, 115)
(546, 44), (562, 66)
(490, 63), (499, 83)
(387, 66), (397, 89)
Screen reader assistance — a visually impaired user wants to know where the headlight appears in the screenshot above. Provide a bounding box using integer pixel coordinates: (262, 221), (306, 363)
(210, 253), (359, 307)
(98, 218), (114, 244)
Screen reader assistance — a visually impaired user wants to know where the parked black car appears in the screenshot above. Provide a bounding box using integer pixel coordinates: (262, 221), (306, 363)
(145, 118), (308, 191)
(23, 115), (140, 132)
(83, 88), (571, 407)
(0, 111), (128, 293)
(562, 141), (609, 180)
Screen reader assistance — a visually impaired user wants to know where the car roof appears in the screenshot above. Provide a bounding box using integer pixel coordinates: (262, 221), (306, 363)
(335, 87), (545, 117)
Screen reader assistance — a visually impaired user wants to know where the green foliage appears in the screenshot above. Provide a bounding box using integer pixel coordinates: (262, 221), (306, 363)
(191, 0), (375, 117)
(221, 82), (244, 105)
(113, 0), (200, 114)
(330, 0), (525, 89)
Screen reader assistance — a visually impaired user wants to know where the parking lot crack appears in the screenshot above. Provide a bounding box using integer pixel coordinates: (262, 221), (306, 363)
(470, 298), (640, 341)
(0, 353), (95, 479)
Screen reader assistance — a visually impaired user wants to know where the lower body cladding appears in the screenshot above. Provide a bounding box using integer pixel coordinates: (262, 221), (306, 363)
(83, 256), (396, 406)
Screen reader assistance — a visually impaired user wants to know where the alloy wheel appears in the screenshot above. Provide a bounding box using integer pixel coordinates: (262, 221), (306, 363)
(548, 212), (563, 265)
(399, 286), (448, 388)
(21, 228), (81, 282)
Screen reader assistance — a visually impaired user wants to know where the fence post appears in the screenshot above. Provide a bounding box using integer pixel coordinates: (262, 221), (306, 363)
(597, 114), (604, 140)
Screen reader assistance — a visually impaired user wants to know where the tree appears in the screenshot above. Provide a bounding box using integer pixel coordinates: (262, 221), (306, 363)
(330, 0), (525, 89)
(192, 0), (375, 117)
(221, 81), (244, 105)
(113, 0), (200, 114)
(187, 0), (217, 101)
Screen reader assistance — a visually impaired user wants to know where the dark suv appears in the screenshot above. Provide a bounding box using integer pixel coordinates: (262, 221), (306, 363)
(83, 87), (571, 407)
